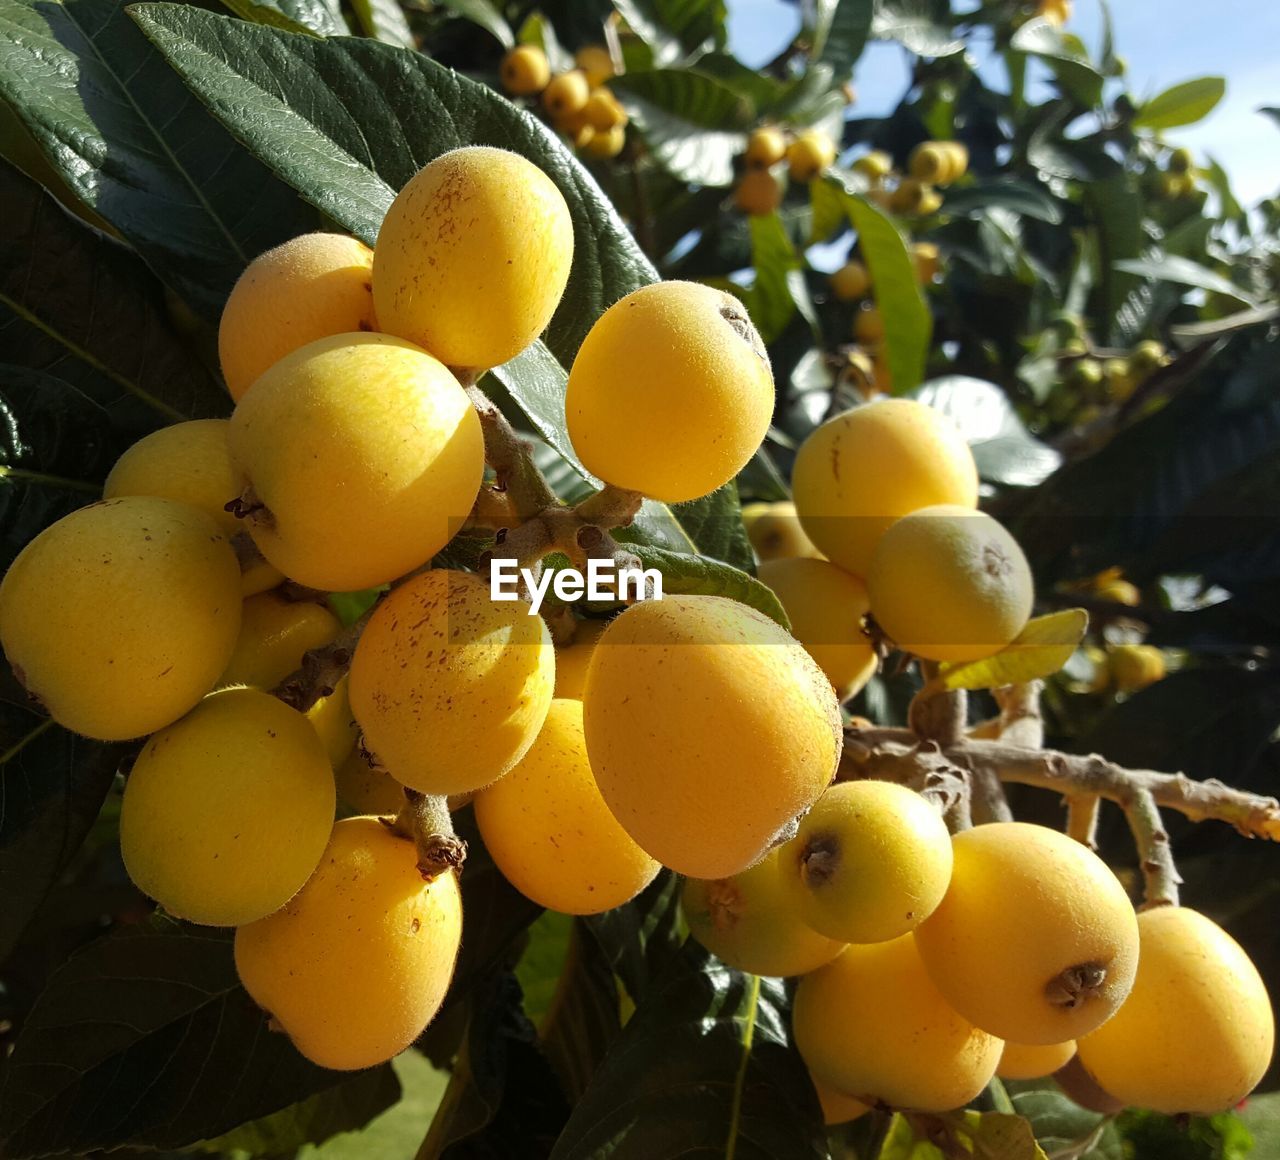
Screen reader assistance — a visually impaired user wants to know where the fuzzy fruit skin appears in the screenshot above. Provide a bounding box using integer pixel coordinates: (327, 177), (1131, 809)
(867, 504), (1034, 664)
(781, 780), (953, 944)
(350, 570), (554, 795)
(733, 169), (782, 216)
(794, 935), (1003, 1111)
(553, 620), (607, 700)
(997, 1039), (1076, 1080)
(335, 749), (407, 816)
(120, 687), (335, 925)
(228, 333), (483, 591)
(914, 822), (1139, 1045)
(104, 419), (242, 537)
(1077, 907), (1274, 1114)
(742, 501), (823, 561)
(0, 497), (241, 740)
(219, 592), (340, 690)
(218, 233), (376, 402)
(792, 399), (979, 577)
(475, 699), (660, 914)
(565, 282), (774, 503)
(235, 817), (462, 1070)
(499, 44), (550, 95)
(683, 847), (846, 977)
(373, 147), (574, 370)
(757, 558), (875, 698)
(582, 595), (842, 879)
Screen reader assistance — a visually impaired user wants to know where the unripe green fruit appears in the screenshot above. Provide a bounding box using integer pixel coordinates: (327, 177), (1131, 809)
(0, 497), (241, 740)
(350, 570), (554, 795)
(475, 699), (660, 914)
(1129, 339), (1166, 375)
(235, 817), (463, 1070)
(582, 594), (842, 879)
(1077, 907), (1274, 1114)
(781, 780), (953, 944)
(104, 419), (242, 538)
(499, 44), (551, 96)
(1168, 147), (1193, 174)
(218, 233), (377, 402)
(756, 557), (875, 698)
(792, 399), (979, 578)
(372, 147), (574, 370)
(914, 822), (1139, 1044)
(1068, 358), (1103, 390)
(868, 505), (1034, 664)
(683, 848), (846, 977)
(228, 332), (484, 591)
(565, 281), (774, 503)
(794, 935), (1002, 1111)
(120, 687), (334, 925)
(220, 591), (340, 690)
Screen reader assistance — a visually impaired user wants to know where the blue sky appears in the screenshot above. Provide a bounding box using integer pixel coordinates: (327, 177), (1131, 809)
(725, 0), (1279, 206)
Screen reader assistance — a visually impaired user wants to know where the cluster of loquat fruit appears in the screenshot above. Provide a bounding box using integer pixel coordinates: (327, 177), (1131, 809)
(1046, 323), (1171, 428)
(499, 41), (629, 161)
(733, 124), (841, 216)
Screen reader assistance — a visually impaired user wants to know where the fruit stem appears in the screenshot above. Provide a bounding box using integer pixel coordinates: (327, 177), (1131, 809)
(271, 610), (372, 713)
(1066, 794), (1102, 849)
(391, 790), (467, 881)
(1121, 788), (1181, 909)
(907, 667), (967, 748)
(463, 382), (558, 521)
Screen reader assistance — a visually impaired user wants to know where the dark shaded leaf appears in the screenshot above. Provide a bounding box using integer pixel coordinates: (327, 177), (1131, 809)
(1004, 1081), (1124, 1159)
(0, 916), (395, 1156)
(348, 0), (414, 47)
(613, 68), (755, 131)
(660, 483), (754, 570)
(940, 179), (1063, 225)
(815, 0), (873, 78)
(219, 0), (345, 37)
(629, 543), (789, 628)
(1085, 173), (1144, 345)
(620, 0), (726, 55)
(581, 870), (683, 1004)
(549, 941), (825, 1160)
(1133, 76), (1226, 131)
(1113, 255), (1256, 305)
(434, 0), (512, 49)
(0, 0), (319, 316)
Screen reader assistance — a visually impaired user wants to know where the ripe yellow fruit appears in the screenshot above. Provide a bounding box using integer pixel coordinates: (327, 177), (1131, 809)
(1096, 578), (1140, 605)
(335, 749), (405, 816)
(219, 592), (340, 689)
(867, 505), (1034, 664)
(997, 1039), (1076, 1080)
(218, 233), (376, 402)
(1108, 643), (1166, 692)
(499, 44), (551, 95)
(829, 259), (871, 301)
(794, 935), (1002, 1111)
(812, 1079), (870, 1126)
(565, 282), (774, 503)
(756, 558), (875, 697)
(372, 147), (574, 371)
(792, 399), (979, 577)
(541, 70), (591, 119)
(349, 570), (554, 795)
(745, 126), (787, 168)
(742, 500), (822, 561)
(1077, 907), (1274, 1114)
(306, 673), (358, 769)
(781, 780), (952, 943)
(852, 304), (884, 346)
(913, 241), (941, 284)
(584, 87), (627, 131)
(915, 822), (1140, 1044)
(853, 150), (894, 180)
(228, 332), (484, 591)
(909, 142), (951, 183)
(682, 848), (846, 977)
(787, 129), (836, 182)
(733, 168), (782, 216)
(582, 594), (842, 879)
(475, 699), (660, 914)
(575, 45), (616, 88)
(939, 141), (969, 181)
(553, 619), (607, 700)
(0, 497), (241, 741)
(235, 817), (463, 1070)
(120, 687), (334, 925)
(582, 124), (626, 160)
(104, 419), (242, 538)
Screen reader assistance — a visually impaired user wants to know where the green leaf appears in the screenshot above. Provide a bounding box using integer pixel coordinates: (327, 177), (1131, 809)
(0, 0), (319, 317)
(839, 182), (932, 393)
(348, 0), (413, 48)
(219, 0), (345, 37)
(1202, 154), (1246, 227)
(1133, 76), (1226, 131)
(958, 1110), (1049, 1159)
(627, 96), (745, 185)
(515, 909), (574, 1028)
(871, 0), (962, 57)
(659, 482), (754, 569)
(939, 179), (1063, 224)
(620, 0), (727, 56)
(936, 610), (1088, 691)
(1085, 172), (1144, 344)
(1009, 20), (1103, 107)
(630, 543), (789, 628)
(1005, 1081), (1124, 1158)
(433, 0), (513, 50)
(0, 916), (397, 1156)
(613, 68), (755, 131)
(129, 3), (656, 364)
(582, 870), (684, 1004)
(1171, 303), (1280, 343)
(549, 942), (826, 1160)
(1114, 255), (1257, 306)
(814, 0), (873, 77)
(0, 159), (228, 436)
(743, 213), (800, 345)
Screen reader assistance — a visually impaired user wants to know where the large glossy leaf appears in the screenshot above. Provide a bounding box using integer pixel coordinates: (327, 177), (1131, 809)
(939, 179), (1063, 225)
(625, 96), (745, 186)
(630, 543), (789, 627)
(0, 916), (395, 1157)
(130, 3), (656, 365)
(0, 0), (319, 317)
(582, 870), (683, 1004)
(621, 0), (727, 55)
(1132, 76), (1226, 131)
(433, 0), (512, 49)
(1085, 172), (1144, 345)
(1113, 255), (1257, 306)
(1003, 1082), (1124, 1159)
(348, 0), (414, 47)
(613, 68), (755, 131)
(936, 610), (1087, 692)
(871, 0), (962, 57)
(220, 0), (346, 37)
(814, 0), (873, 77)
(549, 942), (825, 1160)
(0, 159), (227, 436)
(743, 213), (801, 345)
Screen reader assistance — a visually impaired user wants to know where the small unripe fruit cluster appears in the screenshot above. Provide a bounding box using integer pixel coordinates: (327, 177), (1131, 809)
(499, 42), (629, 160)
(1048, 336), (1170, 424)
